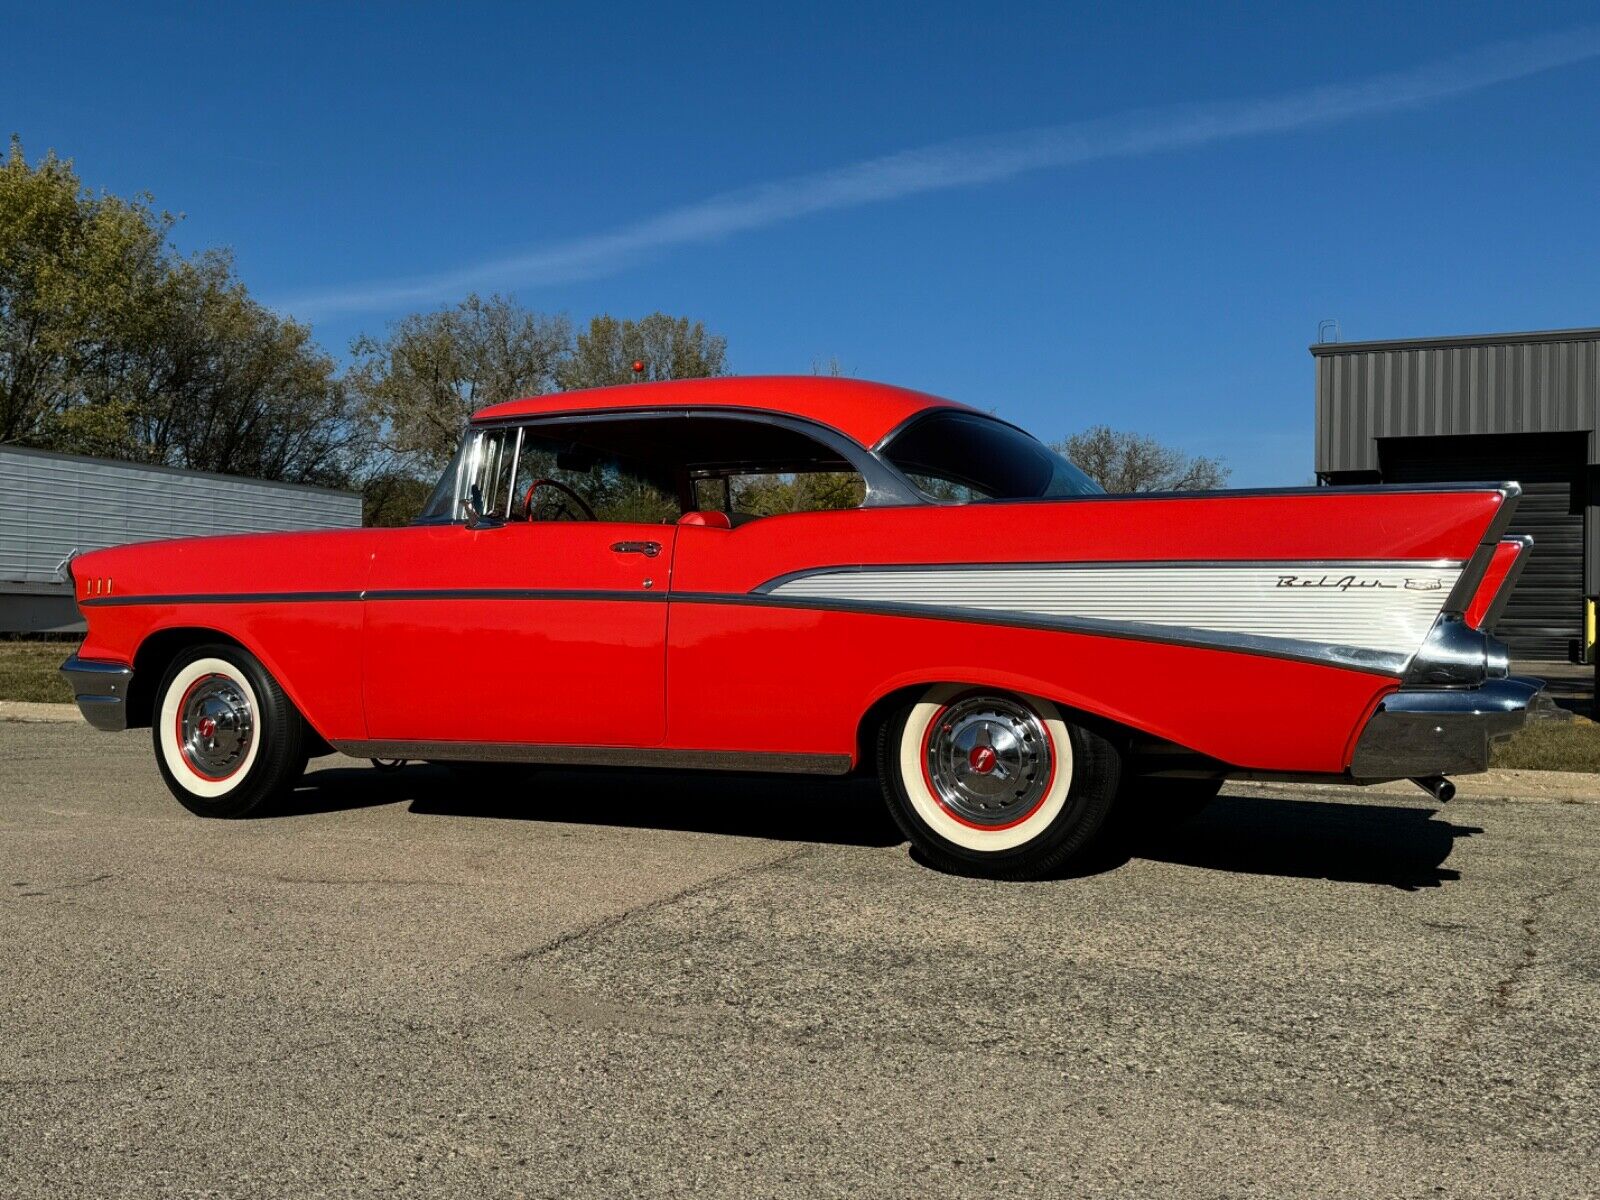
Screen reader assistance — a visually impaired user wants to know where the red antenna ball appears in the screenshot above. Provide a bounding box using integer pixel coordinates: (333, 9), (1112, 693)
(631, 359), (645, 374)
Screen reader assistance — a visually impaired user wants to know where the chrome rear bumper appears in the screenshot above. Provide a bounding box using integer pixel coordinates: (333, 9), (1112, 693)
(60, 655), (133, 731)
(1349, 676), (1541, 780)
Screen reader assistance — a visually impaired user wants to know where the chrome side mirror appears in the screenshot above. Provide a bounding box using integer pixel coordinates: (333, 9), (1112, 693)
(464, 484), (504, 530)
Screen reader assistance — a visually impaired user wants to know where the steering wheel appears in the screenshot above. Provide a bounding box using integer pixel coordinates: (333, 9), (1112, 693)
(520, 478), (596, 522)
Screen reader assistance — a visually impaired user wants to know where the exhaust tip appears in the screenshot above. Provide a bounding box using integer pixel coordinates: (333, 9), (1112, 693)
(1412, 775), (1456, 803)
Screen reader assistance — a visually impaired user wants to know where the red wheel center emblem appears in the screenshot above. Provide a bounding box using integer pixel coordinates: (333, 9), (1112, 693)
(197, 716), (217, 738)
(968, 745), (997, 774)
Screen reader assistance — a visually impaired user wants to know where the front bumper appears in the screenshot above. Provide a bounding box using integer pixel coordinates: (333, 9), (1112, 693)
(1349, 676), (1541, 780)
(60, 655), (134, 731)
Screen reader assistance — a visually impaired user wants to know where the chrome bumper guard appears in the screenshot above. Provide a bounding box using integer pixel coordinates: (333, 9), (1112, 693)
(1350, 676), (1542, 781)
(60, 655), (134, 731)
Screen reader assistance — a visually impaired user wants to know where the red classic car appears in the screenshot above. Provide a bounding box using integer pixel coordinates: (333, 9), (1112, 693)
(62, 376), (1539, 877)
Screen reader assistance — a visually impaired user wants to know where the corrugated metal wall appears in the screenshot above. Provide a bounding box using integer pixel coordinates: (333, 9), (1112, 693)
(1315, 331), (1600, 474)
(0, 447), (360, 588)
(1314, 328), (1600, 613)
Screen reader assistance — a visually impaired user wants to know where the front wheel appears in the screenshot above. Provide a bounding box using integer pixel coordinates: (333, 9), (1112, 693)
(877, 686), (1121, 879)
(152, 644), (308, 818)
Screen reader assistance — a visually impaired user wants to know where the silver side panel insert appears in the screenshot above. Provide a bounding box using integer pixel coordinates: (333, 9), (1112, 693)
(760, 562), (1463, 667)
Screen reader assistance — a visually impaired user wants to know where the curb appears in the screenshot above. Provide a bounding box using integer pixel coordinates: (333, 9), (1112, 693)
(0, 701), (84, 724)
(1232, 770), (1599, 806)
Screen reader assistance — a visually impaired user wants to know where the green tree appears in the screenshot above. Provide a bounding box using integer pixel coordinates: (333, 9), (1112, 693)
(731, 471), (864, 515)
(360, 471), (437, 528)
(1055, 425), (1229, 492)
(1, 138), (169, 447)
(558, 312), (727, 390)
(348, 293), (571, 473)
(0, 138), (357, 485)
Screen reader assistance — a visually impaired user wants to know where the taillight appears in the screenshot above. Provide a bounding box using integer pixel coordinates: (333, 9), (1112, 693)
(1464, 536), (1532, 631)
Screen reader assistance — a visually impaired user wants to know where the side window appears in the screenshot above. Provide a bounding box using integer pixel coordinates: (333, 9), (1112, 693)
(880, 411), (1102, 501)
(421, 411), (878, 525)
(509, 427), (679, 523)
(693, 470), (865, 516)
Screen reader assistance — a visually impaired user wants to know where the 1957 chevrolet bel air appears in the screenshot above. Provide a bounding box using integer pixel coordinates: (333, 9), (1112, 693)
(62, 376), (1540, 877)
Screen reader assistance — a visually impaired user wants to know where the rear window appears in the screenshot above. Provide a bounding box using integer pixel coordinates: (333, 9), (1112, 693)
(881, 411), (1102, 501)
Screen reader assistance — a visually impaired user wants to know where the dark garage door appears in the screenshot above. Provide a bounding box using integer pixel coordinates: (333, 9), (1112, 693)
(1379, 433), (1585, 662)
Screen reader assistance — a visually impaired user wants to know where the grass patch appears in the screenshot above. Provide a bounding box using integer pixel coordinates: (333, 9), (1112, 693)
(0, 640), (76, 704)
(1492, 716), (1600, 773)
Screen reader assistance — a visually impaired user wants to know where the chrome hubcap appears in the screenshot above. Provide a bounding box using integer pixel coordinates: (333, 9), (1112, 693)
(179, 675), (253, 778)
(925, 695), (1052, 826)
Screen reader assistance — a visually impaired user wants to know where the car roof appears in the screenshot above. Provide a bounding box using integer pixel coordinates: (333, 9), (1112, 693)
(471, 375), (972, 447)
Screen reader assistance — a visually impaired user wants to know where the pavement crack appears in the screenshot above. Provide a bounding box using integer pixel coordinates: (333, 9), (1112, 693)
(13, 873), (113, 898)
(272, 875), (462, 887)
(501, 844), (814, 965)
(1449, 873), (1581, 1047)
(0, 1037), (344, 1089)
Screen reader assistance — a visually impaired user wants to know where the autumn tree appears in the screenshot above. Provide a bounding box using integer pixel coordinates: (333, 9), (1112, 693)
(558, 312), (727, 390)
(1055, 425), (1229, 492)
(347, 293), (571, 473)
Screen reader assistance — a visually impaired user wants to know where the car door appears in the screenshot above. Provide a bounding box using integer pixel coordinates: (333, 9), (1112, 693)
(361, 420), (675, 747)
(362, 521), (673, 746)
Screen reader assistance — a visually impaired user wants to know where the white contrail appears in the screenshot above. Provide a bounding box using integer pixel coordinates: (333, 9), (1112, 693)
(282, 27), (1600, 318)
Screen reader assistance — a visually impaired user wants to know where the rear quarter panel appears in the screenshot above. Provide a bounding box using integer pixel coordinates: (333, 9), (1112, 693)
(666, 490), (1506, 773)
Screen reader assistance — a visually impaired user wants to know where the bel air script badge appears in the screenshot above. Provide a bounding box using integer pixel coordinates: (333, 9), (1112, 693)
(1275, 574), (1443, 592)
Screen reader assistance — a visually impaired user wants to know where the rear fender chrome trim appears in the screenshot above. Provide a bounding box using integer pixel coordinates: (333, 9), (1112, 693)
(738, 558), (1472, 675)
(1442, 482), (1523, 614)
(330, 740), (854, 776)
(1481, 534), (1535, 632)
(753, 558), (1467, 592)
(1404, 614), (1512, 688)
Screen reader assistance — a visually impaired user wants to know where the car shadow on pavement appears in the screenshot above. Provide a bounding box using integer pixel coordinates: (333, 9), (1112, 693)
(278, 761), (905, 848)
(1076, 791), (1485, 891)
(280, 766), (1482, 884)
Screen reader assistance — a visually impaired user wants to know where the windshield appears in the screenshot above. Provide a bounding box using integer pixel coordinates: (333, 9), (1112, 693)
(880, 411), (1102, 501)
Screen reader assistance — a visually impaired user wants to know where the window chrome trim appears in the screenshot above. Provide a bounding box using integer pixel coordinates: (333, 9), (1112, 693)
(467, 405), (924, 508)
(502, 425), (524, 519)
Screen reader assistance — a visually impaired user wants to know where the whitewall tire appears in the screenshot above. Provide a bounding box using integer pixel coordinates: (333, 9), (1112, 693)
(151, 644), (308, 818)
(878, 685), (1121, 879)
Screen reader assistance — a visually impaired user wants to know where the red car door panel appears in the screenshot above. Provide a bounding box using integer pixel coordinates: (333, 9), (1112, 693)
(363, 522), (672, 745)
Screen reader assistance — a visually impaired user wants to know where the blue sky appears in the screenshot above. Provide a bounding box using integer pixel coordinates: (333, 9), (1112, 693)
(6, 1), (1598, 485)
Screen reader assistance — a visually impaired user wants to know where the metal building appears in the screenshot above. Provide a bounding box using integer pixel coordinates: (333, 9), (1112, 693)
(1314, 327), (1599, 661)
(0, 446), (361, 634)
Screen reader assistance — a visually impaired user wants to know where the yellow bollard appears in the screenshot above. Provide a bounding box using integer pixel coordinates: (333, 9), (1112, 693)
(1589, 597), (1598, 720)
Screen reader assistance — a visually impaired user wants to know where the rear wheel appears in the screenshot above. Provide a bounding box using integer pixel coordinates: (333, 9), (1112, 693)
(151, 644), (308, 818)
(877, 685), (1121, 879)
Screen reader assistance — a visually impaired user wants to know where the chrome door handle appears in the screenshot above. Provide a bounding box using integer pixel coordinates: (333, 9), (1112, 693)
(610, 540), (661, 557)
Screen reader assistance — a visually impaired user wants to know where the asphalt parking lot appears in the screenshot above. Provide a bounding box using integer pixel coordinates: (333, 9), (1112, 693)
(1, 721), (1597, 1198)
